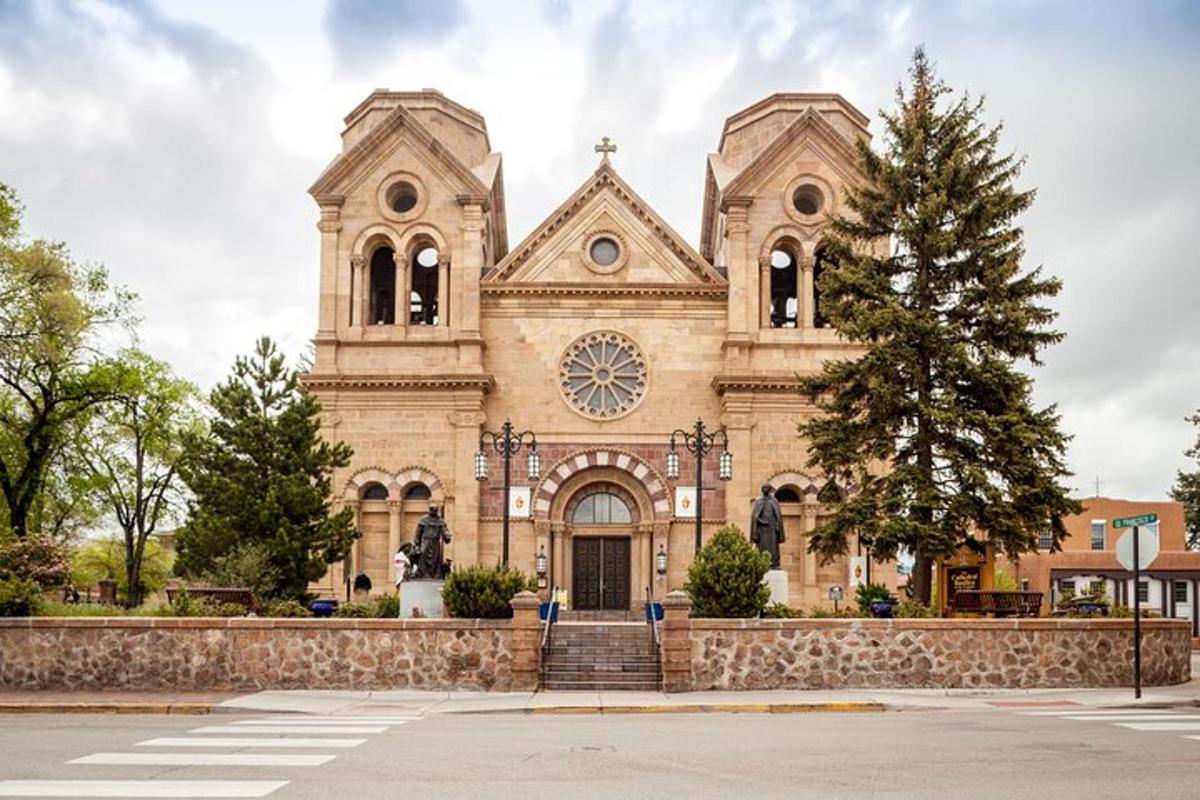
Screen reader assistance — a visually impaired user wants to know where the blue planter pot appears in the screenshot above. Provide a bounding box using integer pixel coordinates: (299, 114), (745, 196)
(869, 601), (896, 619)
(309, 600), (338, 618)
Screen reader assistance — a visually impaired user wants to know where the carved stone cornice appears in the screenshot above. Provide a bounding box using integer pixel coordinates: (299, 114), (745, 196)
(302, 373), (496, 393)
(711, 374), (804, 395)
(481, 282), (727, 300)
(350, 255), (365, 269)
(314, 194), (345, 208)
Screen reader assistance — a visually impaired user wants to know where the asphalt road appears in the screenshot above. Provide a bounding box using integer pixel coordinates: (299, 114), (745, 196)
(2, 707), (1199, 799)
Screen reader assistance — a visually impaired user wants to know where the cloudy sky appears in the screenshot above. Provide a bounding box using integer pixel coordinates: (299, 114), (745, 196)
(1, 0), (1198, 502)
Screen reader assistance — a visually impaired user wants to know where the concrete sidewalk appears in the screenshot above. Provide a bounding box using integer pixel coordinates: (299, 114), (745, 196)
(1, 679), (1196, 716)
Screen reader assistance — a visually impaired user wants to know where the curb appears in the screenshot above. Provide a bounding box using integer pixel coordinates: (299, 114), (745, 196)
(0, 703), (213, 715)
(517, 701), (886, 716)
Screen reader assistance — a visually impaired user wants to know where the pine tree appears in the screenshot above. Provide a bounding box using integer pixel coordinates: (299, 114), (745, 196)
(799, 49), (1079, 605)
(175, 337), (355, 600)
(1171, 409), (1200, 550)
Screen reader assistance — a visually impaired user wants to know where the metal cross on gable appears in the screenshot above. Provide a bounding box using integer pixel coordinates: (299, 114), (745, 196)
(594, 136), (617, 161)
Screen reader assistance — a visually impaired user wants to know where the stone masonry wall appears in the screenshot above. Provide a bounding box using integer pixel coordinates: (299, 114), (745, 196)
(684, 617), (1192, 691)
(0, 595), (543, 692)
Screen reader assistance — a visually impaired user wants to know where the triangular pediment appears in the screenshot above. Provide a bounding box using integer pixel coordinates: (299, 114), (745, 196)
(487, 161), (724, 287)
(721, 107), (864, 200)
(309, 103), (489, 199)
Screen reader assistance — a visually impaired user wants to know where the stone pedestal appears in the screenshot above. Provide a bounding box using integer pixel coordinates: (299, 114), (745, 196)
(399, 580), (445, 618)
(764, 569), (789, 606)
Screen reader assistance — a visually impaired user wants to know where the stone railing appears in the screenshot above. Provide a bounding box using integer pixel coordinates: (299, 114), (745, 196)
(0, 592), (543, 692)
(659, 591), (1192, 691)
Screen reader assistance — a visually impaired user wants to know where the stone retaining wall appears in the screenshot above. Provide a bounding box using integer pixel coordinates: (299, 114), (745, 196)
(0, 593), (542, 692)
(660, 592), (1192, 691)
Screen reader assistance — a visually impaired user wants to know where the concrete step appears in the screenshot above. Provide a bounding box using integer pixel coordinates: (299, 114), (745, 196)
(542, 680), (662, 691)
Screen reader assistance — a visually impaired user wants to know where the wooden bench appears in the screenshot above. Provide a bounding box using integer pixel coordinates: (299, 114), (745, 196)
(166, 587), (259, 613)
(950, 590), (1042, 618)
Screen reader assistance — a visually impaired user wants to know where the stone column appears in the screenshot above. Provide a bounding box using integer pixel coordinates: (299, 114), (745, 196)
(800, 251), (815, 330)
(722, 199), (753, 370)
(660, 590), (693, 693)
(437, 255), (451, 327)
(759, 254), (772, 328)
(392, 250), (407, 329)
(387, 500), (402, 583)
(509, 590), (542, 691)
(456, 198), (485, 362)
(314, 196), (343, 338)
(802, 498), (818, 602)
(721, 408), (753, 551)
(450, 410), (486, 567)
(349, 255), (365, 331)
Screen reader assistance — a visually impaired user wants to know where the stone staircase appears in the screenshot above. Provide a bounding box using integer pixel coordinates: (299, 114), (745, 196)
(541, 622), (662, 691)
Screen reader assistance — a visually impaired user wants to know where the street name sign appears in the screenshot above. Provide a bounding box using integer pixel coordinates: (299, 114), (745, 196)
(1113, 513), (1158, 529)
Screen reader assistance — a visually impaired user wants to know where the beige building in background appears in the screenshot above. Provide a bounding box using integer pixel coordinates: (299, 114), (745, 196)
(302, 88), (896, 610)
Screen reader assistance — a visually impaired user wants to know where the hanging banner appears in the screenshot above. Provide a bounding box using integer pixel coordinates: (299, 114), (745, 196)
(509, 486), (531, 518)
(675, 486), (697, 518)
(849, 556), (867, 587)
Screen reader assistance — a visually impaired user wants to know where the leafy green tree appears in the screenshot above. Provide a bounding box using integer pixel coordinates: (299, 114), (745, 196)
(442, 565), (538, 619)
(175, 337), (355, 600)
(684, 526), (771, 618)
(0, 184), (133, 539)
(1172, 408), (1200, 550)
(70, 535), (173, 603)
(77, 351), (198, 606)
(799, 49), (1079, 605)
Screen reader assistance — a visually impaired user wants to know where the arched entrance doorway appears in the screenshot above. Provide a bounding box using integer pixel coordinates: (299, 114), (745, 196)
(568, 484), (634, 610)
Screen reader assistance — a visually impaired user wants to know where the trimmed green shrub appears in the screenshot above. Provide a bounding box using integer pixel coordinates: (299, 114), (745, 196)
(855, 582), (891, 614)
(808, 606), (860, 618)
(333, 602), (375, 618)
(372, 595), (400, 618)
(895, 600), (936, 618)
(0, 576), (42, 616)
(761, 602), (803, 618)
(684, 526), (771, 618)
(442, 565), (537, 619)
(262, 599), (310, 618)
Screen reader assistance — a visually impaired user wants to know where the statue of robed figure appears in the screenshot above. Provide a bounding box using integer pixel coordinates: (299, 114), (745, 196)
(750, 483), (785, 569)
(411, 506), (452, 579)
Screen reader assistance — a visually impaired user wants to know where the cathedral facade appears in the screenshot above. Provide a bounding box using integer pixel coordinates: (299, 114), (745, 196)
(304, 89), (896, 609)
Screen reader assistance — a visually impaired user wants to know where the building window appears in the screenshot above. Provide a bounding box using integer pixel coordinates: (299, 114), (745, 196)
(1038, 529), (1053, 550)
(361, 482), (388, 500)
(369, 247), (396, 325)
(1137, 581), (1148, 603)
(768, 248), (798, 328)
(559, 331), (648, 420)
(1060, 580), (1076, 595)
(410, 246), (441, 325)
(774, 486), (801, 503)
(1090, 580), (1105, 595)
(572, 492), (633, 525)
(1090, 521), (1106, 551)
(1173, 581), (1188, 604)
(791, 184), (824, 216)
(403, 483), (431, 500)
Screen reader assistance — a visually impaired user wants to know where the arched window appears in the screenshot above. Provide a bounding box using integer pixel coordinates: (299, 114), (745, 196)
(410, 246), (441, 325)
(813, 247), (834, 329)
(769, 247), (798, 328)
(572, 492), (633, 525)
(368, 247), (396, 325)
(775, 486), (801, 503)
(361, 482), (389, 500)
(403, 483), (431, 500)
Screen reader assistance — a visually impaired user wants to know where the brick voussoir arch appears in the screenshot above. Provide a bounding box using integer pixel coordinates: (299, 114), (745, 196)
(343, 465), (445, 502)
(765, 470), (825, 498)
(532, 448), (671, 521)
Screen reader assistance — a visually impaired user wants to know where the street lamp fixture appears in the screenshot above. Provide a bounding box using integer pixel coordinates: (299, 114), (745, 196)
(859, 533), (875, 586)
(655, 543), (668, 577)
(667, 418), (732, 554)
(535, 544), (548, 587)
(477, 417), (538, 566)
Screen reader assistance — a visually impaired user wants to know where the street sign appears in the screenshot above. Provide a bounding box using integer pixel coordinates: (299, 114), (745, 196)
(1115, 525), (1159, 571)
(1113, 513), (1158, 529)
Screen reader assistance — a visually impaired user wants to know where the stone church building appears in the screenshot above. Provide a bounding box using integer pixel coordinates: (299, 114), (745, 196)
(304, 89), (897, 610)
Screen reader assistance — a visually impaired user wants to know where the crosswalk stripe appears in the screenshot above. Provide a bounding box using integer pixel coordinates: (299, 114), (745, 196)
(69, 753), (337, 767)
(191, 725), (389, 735)
(1115, 722), (1200, 731)
(1021, 709), (1175, 716)
(0, 780), (286, 797)
(137, 737), (365, 748)
(233, 717), (416, 724)
(1059, 715), (1200, 722)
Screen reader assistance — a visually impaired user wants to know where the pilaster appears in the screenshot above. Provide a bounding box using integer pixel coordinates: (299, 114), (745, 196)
(722, 199), (753, 371)
(801, 252), (815, 330)
(315, 196), (343, 337)
(450, 409), (486, 568)
(350, 255), (365, 332)
(387, 500), (402, 582)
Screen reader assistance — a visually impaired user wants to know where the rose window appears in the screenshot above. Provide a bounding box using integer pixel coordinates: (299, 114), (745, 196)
(560, 331), (647, 419)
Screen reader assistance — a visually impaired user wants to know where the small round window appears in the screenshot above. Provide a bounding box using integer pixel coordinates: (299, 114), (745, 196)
(387, 182), (419, 214)
(589, 237), (620, 267)
(416, 247), (439, 268)
(792, 184), (824, 216)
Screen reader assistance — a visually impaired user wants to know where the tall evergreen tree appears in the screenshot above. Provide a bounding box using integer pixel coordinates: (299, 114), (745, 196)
(800, 49), (1079, 605)
(175, 337), (355, 600)
(1171, 409), (1200, 550)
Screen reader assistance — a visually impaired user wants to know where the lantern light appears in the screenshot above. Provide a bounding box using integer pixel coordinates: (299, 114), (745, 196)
(718, 449), (733, 481)
(474, 449), (489, 482)
(535, 544), (548, 579)
(527, 447), (541, 481)
(655, 543), (668, 577)
(666, 447), (680, 481)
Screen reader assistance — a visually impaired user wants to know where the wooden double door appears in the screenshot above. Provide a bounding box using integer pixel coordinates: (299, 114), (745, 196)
(572, 536), (631, 610)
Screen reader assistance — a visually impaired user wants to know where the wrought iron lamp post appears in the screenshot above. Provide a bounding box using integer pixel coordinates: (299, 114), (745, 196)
(475, 418), (539, 566)
(666, 418), (732, 554)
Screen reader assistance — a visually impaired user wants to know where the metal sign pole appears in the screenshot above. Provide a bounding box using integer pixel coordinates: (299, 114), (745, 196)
(1133, 523), (1142, 700)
